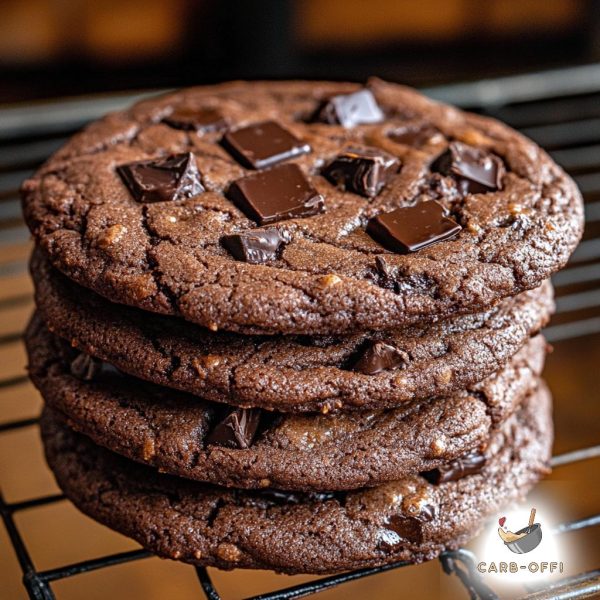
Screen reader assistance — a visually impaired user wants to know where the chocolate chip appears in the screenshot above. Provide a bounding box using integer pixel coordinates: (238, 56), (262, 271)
(221, 227), (289, 264)
(384, 504), (436, 544)
(162, 107), (227, 133)
(431, 142), (504, 194)
(116, 152), (203, 203)
(70, 353), (121, 381)
(366, 201), (461, 254)
(313, 89), (384, 128)
(322, 147), (400, 198)
(227, 163), (325, 225)
(352, 340), (409, 375)
(221, 120), (311, 169)
(422, 450), (486, 485)
(388, 124), (441, 147)
(206, 408), (261, 449)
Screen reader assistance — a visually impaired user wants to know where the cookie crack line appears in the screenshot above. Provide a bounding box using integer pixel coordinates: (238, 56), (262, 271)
(21, 79), (584, 335)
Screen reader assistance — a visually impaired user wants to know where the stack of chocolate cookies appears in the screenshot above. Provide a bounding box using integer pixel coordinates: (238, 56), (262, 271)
(21, 79), (583, 574)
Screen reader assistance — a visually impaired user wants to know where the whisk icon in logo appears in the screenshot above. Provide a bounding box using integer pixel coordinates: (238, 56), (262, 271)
(498, 507), (542, 554)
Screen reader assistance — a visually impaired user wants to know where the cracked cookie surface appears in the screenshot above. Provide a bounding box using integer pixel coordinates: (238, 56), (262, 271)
(40, 383), (552, 574)
(22, 79), (583, 335)
(28, 315), (546, 491)
(32, 250), (553, 412)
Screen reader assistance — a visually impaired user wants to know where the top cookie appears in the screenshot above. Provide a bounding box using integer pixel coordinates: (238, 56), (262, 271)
(22, 79), (584, 335)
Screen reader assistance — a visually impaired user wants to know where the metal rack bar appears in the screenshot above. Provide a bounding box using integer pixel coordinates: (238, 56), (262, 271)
(36, 550), (154, 584)
(245, 561), (411, 600)
(522, 569), (600, 600)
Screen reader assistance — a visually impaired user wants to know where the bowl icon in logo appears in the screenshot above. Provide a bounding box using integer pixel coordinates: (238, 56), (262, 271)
(497, 508), (543, 554)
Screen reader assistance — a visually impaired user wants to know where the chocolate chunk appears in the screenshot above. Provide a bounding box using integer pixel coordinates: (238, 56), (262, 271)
(388, 517), (422, 544)
(221, 120), (311, 169)
(431, 142), (505, 194)
(206, 408), (261, 449)
(422, 450), (486, 485)
(352, 340), (409, 375)
(322, 147), (400, 198)
(227, 163), (325, 225)
(388, 124), (441, 147)
(367, 201), (461, 254)
(384, 504), (436, 544)
(313, 89), (384, 128)
(70, 353), (121, 381)
(221, 227), (289, 264)
(373, 256), (399, 291)
(162, 107), (227, 133)
(116, 152), (204, 203)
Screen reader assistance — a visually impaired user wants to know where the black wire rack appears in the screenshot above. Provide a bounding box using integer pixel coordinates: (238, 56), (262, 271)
(1, 64), (600, 600)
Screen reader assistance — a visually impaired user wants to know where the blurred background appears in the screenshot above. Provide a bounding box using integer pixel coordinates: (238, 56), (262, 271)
(1, 0), (600, 102)
(1, 1), (600, 600)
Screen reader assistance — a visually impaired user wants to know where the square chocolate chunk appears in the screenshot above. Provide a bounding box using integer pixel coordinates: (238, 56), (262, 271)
(206, 408), (261, 449)
(221, 227), (289, 264)
(367, 201), (461, 254)
(314, 89), (384, 128)
(352, 340), (409, 375)
(221, 120), (311, 169)
(227, 163), (325, 225)
(322, 147), (399, 198)
(116, 152), (204, 203)
(431, 141), (504, 194)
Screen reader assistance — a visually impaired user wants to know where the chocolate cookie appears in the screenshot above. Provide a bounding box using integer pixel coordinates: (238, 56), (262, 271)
(22, 79), (583, 335)
(40, 384), (553, 574)
(31, 250), (553, 413)
(27, 315), (546, 491)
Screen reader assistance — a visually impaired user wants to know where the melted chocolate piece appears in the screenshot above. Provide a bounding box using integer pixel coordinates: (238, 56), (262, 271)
(366, 201), (461, 254)
(162, 107), (227, 133)
(227, 163), (325, 225)
(313, 89), (384, 128)
(388, 124), (441, 147)
(116, 152), (203, 203)
(221, 227), (289, 264)
(206, 408), (261, 449)
(431, 142), (505, 194)
(384, 504), (436, 545)
(422, 450), (486, 485)
(221, 120), (311, 169)
(352, 340), (409, 375)
(70, 353), (121, 381)
(389, 516), (423, 544)
(322, 147), (400, 198)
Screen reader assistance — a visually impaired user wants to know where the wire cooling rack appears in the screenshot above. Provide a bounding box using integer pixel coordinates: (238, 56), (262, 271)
(1, 65), (600, 599)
